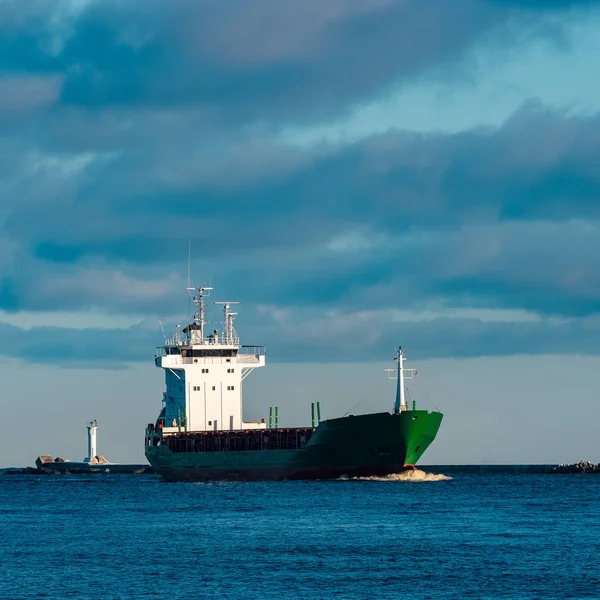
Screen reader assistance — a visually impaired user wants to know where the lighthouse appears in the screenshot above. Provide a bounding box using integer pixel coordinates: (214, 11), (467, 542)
(84, 419), (98, 463)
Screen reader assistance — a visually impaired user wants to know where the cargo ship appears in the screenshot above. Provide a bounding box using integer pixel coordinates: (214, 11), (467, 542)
(145, 286), (443, 481)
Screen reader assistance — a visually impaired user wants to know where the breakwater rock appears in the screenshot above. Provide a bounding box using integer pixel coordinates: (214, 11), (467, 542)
(34, 455), (154, 474)
(420, 464), (599, 475)
(1, 456), (155, 475)
(552, 460), (599, 474)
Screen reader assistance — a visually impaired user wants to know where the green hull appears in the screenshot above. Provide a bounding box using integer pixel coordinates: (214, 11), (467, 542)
(146, 410), (443, 482)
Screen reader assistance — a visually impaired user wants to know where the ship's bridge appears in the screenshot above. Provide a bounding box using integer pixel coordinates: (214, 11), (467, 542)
(151, 287), (267, 432)
(155, 344), (266, 368)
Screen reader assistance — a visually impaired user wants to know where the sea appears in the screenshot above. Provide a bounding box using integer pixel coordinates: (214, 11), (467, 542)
(1, 470), (599, 600)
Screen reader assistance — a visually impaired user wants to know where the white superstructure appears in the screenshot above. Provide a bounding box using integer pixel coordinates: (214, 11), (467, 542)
(154, 286), (266, 434)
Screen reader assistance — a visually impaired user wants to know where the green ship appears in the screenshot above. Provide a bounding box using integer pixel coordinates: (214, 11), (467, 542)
(145, 286), (443, 481)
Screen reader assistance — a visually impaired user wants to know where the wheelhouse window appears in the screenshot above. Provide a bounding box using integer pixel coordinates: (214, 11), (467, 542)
(189, 349), (238, 357)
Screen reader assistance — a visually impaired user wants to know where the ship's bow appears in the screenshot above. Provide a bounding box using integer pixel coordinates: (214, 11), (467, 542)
(291, 410), (443, 479)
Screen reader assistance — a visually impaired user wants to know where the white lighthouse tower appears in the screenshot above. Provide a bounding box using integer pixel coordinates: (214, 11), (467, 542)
(152, 287), (266, 434)
(84, 419), (98, 463)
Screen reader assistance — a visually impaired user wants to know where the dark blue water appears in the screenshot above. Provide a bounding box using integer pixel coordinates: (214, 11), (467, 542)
(1, 472), (599, 599)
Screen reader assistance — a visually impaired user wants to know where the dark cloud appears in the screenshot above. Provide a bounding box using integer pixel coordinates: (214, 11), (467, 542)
(266, 313), (600, 362)
(3, 101), (600, 320)
(3, 311), (600, 366)
(0, 0), (594, 124)
(1, 0), (599, 361)
(0, 320), (157, 365)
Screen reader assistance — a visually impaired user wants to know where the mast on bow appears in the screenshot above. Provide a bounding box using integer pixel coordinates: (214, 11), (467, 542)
(385, 347), (417, 414)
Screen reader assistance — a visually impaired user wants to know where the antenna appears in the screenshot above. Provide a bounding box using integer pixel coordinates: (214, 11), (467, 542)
(187, 239), (191, 290)
(159, 319), (167, 345)
(186, 286), (213, 340)
(214, 301), (240, 344)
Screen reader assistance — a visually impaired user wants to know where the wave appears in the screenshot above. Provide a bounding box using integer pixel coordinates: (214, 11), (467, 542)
(342, 470), (452, 482)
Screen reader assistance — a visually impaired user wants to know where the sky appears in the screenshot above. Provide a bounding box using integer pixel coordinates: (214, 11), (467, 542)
(1, 0), (600, 467)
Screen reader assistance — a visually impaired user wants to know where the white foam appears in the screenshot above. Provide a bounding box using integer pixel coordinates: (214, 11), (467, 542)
(345, 469), (452, 482)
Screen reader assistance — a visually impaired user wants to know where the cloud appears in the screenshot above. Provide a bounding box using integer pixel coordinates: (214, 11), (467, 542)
(1, 1), (600, 362)
(0, 320), (157, 366)
(0, 75), (62, 116)
(3, 308), (600, 366)
(0, 267), (185, 315)
(1, 102), (600, 324)
(262, 310), (600, 362)
(0, 0), (595, 125)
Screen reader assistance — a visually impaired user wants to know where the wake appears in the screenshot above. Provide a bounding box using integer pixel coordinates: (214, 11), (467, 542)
(344, 470), (452, 482)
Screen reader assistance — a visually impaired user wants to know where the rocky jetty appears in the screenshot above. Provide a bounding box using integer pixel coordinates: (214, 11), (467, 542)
(552, 460), (599, 474)
(1, 456), (154, 475)
(1, 467), (49, 475)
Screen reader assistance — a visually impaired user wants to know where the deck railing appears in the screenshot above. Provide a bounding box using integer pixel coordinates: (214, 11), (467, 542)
(147, 427), (314, 452)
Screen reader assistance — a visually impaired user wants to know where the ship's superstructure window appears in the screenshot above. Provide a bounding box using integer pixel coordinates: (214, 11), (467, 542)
(193, 386), (200, 391)
(202, 368), (209, 373)
(227, 368), (235, 373)
(212, 386), (216, 391)
(183, 349), (238, 357)
(227, 385), (235, 391)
